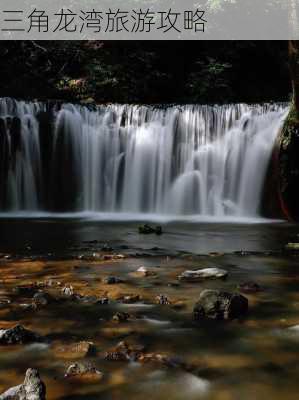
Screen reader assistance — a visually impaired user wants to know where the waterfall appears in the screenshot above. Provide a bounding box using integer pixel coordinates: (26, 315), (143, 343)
(0, 97), (287, 218)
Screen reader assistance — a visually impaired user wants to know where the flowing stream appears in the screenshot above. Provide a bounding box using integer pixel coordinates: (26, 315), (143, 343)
(0, 98), (287, 218)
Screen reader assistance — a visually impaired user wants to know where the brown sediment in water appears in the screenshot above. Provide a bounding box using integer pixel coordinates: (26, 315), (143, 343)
(1, 251), (299, 399)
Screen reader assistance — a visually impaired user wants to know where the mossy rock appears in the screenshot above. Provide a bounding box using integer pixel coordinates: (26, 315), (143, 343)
(278, 103), (299, 220)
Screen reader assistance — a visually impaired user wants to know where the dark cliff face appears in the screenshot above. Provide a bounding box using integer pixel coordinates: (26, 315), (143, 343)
(261, 146), (284, 220)
(278, 106), (299, 221)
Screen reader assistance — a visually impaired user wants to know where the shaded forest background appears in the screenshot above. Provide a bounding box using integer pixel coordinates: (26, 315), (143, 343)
(0, 41), (291, 104)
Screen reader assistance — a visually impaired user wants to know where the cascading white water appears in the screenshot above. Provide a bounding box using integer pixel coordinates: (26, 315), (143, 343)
(0, 97), (287, 218)
(0, 98), (44, 211)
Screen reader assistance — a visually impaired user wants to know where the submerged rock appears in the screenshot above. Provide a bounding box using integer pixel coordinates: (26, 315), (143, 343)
(70, 293), (109, 305)
(0, 325), (42, 345)
(54, 341), (96, 359)
(234, 251), (251, 256)
(137, 353), (192, 370)
(136, 266), (155, 277)
(82, 240), (99, 245)
(112, 312), (131, 323)
(155, 226), (162, 235)
(78, 254), (98, 261)
(102, 254), (125, 260)
(193, 290), (248, 321)
(138, 224), (162, 235)
(209, 252), (225, 257)
(0, 298), (11, 307)
(13, 285), (37, 297)
(168, 282), (181, 288)
(120, 294), (141, 304)
(19, 303), (38, 312)
(104, 341), (145, 362)
(238, 281), (261, 294)
(104, 341), (193, 371)
(96, 297), (109, 305)
(156, 294), (171, 305)
(42, 279), (62, 288)
(178, 268), (228, 282)
(136, 266), (149, 276)
(287, 325), (299, 335)
(285, 243), (299, 251)
(104, 349), (129, 361)
(33, 292), (55, 307)
(101, 243), (113, 252)
(0, 254), (12, 260)
(171, 301), (186, 310)
(65, 362), (103, 381)
(61, 285), (74, 297)
(103, 276), (123, 284)
(0, 368), (46, 400)
(74, 294), (96, 303)
(132, 266), (157, 278)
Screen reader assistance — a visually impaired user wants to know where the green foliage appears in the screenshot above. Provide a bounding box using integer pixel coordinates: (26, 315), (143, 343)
(187, 57), (232, 103)
(287, 102), (299, 125)
(0, 41), (290, 104)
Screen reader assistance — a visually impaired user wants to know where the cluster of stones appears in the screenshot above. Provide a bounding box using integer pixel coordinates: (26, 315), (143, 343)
(0, 257), (255, 398)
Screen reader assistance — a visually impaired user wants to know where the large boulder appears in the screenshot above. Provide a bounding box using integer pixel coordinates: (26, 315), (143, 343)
(178, 268), (228, 282)
(33, 292), (55, 307)
(193, 290), (248, 321)
(0, 325), (42, 345)
(53, 341), (96, 359)
(0, 368), (46, 400)
(64, 362), (103, 382)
